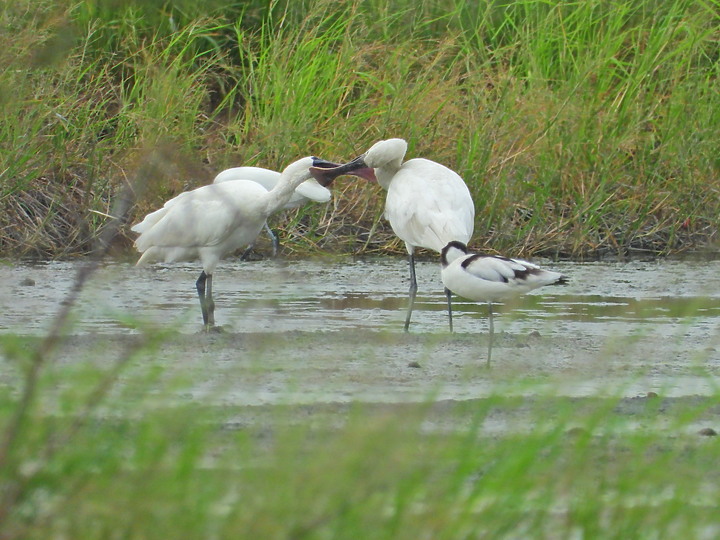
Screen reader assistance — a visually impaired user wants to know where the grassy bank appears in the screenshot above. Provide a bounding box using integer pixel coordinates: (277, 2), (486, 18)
(1, 0), (718, 258)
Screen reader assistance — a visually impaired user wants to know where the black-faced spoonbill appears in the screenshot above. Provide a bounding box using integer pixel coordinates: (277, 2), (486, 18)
(441, 241), (568, 365)
(312, 138), (475, 332)
(132, 156), (339, 330)
(213, 166), (331, 258)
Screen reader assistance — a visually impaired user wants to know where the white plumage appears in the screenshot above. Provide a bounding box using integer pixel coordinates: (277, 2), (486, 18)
(212, 166), (331, 257)
(441, 241), (568, 365)
(312, 138), (475, 331)
(132, 156), (337, 329)
(213, 166), (331, 208)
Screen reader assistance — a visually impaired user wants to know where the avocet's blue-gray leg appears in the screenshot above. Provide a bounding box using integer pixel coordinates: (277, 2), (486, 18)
(487, 302), (494, 366)
(445, 287), (454, 333)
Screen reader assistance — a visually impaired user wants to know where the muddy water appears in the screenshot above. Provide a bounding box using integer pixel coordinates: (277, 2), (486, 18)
(2, 255), (720, 405)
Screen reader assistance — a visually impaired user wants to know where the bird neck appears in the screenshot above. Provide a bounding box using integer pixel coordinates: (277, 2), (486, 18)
(375, 161), (402, 190)
(263, 173), (309, 215)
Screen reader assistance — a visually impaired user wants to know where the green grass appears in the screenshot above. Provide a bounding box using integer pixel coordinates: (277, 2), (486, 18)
(1, 0), (718, 258)
(1, 333), (719, 539)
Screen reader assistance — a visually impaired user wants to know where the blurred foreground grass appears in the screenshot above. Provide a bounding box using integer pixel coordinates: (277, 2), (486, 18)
(1, 329), (719, 539)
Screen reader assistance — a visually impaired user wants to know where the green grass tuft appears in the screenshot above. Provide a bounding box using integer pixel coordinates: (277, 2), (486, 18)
(1, 335), (719, 539)
(1, 0), (718, 258)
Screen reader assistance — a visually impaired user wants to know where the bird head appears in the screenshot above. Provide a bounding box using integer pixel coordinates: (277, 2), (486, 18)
(308, 138), (408, 187)
(362, 138), (407, 169)
(441, 241), (469, 267)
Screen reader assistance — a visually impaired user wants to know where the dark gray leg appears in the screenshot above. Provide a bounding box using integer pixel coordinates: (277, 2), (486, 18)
(240, 243), (256, 261)
(403, 253), (418, 332)
(206, 273), (215, 327)
(266, 223), (280, 258)
(196, 271), (209, 327)
(240, 223), (279, 260)
(445, 287), (454, 333)
(487, 302), (494, 367)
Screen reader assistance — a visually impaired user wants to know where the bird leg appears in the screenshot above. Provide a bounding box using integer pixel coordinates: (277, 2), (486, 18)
(486, 302), (494, 367)
(196, 271), (211, 328)
(445, 287), (454, 333)
(240, 222), (279, 261)
(240, 244), (256, 261)
(205, 273), (215, 327)
(404, 253), (418, 332)
(266, 223), (280, 258)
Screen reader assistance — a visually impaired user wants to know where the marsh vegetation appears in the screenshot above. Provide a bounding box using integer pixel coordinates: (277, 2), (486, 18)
(1, 0), (718, 258)
(1, 0), (719, 537)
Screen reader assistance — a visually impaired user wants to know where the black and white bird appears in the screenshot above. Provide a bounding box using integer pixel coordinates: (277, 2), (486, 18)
(312, 138), (475, 332)
(213, 166), (331, 258)
(132, 156), (339, 330)
(441, 241), (568, 365)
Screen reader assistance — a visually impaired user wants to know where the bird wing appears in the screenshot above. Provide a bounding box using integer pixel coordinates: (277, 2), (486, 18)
(134, 200), (238, 252)
(385, 159), (475, 252)
(131, 190), (193, 234)
(134, 183), (266, 252)
(213, 167), (280, 188)
(460, 255), (538, 284)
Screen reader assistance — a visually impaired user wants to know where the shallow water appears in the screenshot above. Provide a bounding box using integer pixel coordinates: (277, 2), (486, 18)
(3, 256), (720, 334)
(2, 255), (720, 403)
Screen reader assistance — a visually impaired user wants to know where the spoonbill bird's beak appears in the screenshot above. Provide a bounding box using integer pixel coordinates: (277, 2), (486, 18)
(309, 154), (377, 187)
(310, 157), (342, 169)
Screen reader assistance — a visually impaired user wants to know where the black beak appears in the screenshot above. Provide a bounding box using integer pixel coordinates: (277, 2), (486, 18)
(310, 157), (342, 169)
(309, 154), (377, 187)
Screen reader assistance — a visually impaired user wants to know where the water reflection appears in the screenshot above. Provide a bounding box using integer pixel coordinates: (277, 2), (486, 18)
(1, 257), (720, 336)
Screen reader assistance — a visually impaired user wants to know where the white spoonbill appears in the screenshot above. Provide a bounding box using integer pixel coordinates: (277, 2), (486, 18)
(441, 241), (568, 365)
(312, 138), (475, 332)
(132, 156), (339, 329)
(213, 166), (331, 258)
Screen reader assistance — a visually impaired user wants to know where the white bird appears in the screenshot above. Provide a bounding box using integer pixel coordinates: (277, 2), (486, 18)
(441, 241), (568, 365)
(213, 166), (331, 258)
(312, 138), (475, 331)
(131, 156), (339, 329)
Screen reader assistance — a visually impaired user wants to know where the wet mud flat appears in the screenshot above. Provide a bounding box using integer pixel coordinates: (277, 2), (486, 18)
(2, 256), (720, 437)
(34, 323), (720, 441)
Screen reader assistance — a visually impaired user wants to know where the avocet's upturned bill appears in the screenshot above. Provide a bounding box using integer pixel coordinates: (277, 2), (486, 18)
(312, 138), (475, 332)
(213, 166), (331, 258)
(441, 241), (568, 365)
(132, 156), (339, 330)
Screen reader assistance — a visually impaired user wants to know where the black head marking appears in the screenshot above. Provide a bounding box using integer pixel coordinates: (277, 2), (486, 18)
(441, 241), (469, 266)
